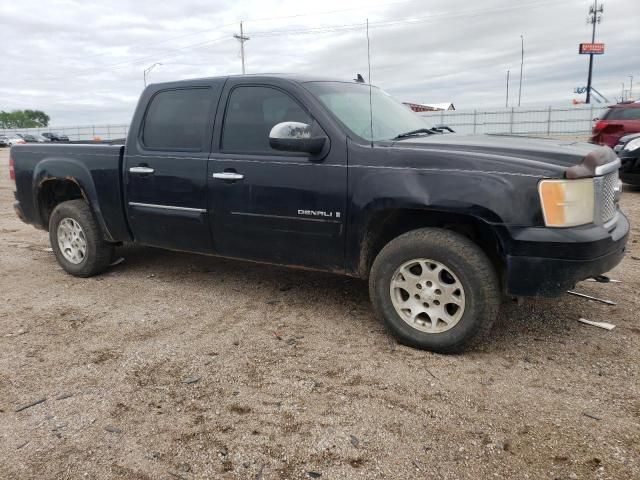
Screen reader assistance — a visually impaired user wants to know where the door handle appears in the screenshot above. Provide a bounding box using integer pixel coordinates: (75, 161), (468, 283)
(129, 166), (155, 174)
(212, 172), (244, 181)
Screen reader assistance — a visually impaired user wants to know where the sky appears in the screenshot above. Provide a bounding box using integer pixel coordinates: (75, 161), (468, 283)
(1, 0), (639, 126)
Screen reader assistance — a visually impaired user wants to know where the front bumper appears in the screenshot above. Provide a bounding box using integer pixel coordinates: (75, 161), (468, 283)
(620, 172), (640, 186)
(503, 212), (629, 296)
(619, 154), (640, 186)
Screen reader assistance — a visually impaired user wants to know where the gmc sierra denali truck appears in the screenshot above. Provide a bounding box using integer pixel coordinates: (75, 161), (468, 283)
(10, 75), (629, 352)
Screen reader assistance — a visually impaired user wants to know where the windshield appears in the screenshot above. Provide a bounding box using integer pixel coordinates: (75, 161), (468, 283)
(305, 81), (432, 141)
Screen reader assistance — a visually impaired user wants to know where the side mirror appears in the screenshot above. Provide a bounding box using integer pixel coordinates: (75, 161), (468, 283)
(593, 117), (599, 122)
(269, 122), (326, 154)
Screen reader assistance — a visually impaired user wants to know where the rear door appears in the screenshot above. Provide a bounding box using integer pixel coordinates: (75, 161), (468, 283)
(599, 106), (640, 147)
(124, 81), (224, 253)
(207, 80), (348, 270)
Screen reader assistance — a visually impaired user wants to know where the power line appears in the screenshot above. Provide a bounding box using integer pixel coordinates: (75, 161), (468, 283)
(39, 36), (232, 81)
(50, 0), (416, 66)
(51, 0), (558, 68)
(250, 0), (560, 37)
(39, 0), (562, 81)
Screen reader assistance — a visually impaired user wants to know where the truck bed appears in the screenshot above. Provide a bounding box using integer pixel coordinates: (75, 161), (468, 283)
(12, 143), (130, 242)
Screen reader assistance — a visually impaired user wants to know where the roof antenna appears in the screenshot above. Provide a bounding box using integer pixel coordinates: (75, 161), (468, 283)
(366, 18), (373, 148)
(354, 74), (365, 83)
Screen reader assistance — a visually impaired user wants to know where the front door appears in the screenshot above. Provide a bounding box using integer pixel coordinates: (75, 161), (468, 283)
(125, 83), (222, 253)
(208, 83), (347, 270)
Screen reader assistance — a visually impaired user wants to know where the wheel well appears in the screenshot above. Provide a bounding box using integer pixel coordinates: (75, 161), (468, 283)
(359, 209), (505, 278)
(38, 179), (85, 229)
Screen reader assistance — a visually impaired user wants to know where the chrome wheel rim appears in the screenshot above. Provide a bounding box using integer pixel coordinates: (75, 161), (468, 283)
(57, 218), (87, 264)
(389, 258), (466, 334)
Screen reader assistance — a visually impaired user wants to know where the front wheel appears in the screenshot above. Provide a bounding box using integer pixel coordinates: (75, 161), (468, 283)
(369, 228), (500, 353)
(49, 200), (114, 277)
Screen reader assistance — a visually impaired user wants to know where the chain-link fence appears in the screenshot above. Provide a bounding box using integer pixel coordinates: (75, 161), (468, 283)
(419, 105), (608, 138)
(0, 124), (129, 141)
(1, 105), (609, 142)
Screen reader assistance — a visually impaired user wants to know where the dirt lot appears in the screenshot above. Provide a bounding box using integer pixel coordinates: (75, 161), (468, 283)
(0, 148), (638, 480)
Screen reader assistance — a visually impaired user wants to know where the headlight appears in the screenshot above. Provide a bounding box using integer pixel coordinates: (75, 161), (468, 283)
(538, 178), (595, 227)
(623, 138), (640, 152)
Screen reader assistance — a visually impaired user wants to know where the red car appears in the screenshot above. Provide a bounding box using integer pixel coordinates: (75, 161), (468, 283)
(591, 101), (640, 148)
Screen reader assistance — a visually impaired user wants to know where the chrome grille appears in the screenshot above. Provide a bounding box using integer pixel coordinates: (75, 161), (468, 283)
(595, 171), (619, 224)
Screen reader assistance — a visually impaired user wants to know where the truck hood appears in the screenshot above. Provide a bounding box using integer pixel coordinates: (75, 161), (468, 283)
(385, 134), (616, 178)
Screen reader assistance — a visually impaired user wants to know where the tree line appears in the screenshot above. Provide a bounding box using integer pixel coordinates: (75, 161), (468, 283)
(0, 110), (50, 129)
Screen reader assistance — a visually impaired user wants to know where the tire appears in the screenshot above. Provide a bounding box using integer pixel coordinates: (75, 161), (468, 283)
(369, 228), (500, 353)
(49, 200), (114, 277)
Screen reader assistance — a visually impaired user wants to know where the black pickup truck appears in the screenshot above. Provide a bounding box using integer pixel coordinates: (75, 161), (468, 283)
(10, 74), (629, 352)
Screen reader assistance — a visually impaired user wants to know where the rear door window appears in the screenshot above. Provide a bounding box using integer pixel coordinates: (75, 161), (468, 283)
(142, 88), (212, 150)
(603, 108), (640, 121)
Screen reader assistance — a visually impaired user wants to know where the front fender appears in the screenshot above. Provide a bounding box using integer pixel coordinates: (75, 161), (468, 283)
(346, 166), (541, 275)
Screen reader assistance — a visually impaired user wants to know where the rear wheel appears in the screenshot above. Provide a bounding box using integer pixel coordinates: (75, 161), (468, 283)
(49, 200), (114, 277)
(369, 228), (500, 353)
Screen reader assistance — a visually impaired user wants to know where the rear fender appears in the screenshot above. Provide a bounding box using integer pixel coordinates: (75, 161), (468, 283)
(33, 158), (114, 241)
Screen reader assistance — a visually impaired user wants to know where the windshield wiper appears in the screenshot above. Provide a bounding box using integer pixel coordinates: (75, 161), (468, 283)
(392, 128), (437, 140)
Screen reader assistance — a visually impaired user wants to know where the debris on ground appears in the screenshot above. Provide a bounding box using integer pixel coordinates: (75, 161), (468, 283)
(583, 411), (603, 421)
(104, 425), (122, 434)
(567, 290), (617, 305)
(4, 329), (28, 337)
(14, 397), (46, 412)
(110, 257), (125, 267)
(182, 376), (201, 384)
(587, 275), (621, 283)
(578, 318), (616, 330)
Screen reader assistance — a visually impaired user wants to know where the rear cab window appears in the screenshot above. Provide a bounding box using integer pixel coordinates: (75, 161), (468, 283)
(142, 88), (212, 150)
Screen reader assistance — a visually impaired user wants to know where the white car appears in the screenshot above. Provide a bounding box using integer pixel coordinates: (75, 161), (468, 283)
(4, 134), (27, 146)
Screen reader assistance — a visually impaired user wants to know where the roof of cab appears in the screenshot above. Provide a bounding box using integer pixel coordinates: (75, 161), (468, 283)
(146, 73), (367, 89)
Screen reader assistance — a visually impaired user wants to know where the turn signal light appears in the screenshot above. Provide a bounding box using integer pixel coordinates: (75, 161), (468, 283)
(538, 178), (595, 227)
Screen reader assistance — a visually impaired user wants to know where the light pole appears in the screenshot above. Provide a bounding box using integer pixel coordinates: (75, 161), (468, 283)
(630, 75), (634, 100)
(143, 63), (162, 87)
(518, 35), (524, 107)
(585, 0), (603, 104)
(506, 70), (510, 108)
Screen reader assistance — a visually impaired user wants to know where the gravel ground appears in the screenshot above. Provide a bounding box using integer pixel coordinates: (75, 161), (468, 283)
(0, 147), (638, 480)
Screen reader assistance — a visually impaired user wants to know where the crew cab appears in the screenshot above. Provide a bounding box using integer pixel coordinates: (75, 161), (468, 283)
(10, 74), (629, 352)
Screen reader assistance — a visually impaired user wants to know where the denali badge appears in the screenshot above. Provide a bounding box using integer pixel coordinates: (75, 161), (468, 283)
(298, 210), (341, 218)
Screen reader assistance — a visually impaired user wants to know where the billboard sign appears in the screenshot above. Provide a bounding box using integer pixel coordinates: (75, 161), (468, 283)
(579, 43), (605, 54)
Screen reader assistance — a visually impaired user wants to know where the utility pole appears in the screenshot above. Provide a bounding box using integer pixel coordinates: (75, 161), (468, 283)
(233, 21), (250, 74)
(585, 0), (603, 104)
(630, 75), (634, 100)
(518, 35), (524, 107)
(506, 70), (510, 108)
